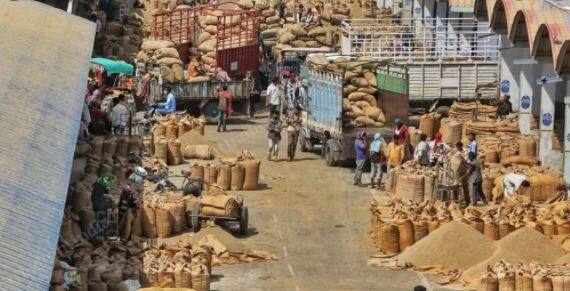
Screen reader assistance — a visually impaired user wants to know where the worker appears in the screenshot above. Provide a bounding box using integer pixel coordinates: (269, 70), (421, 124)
(267, 112), (283, 161)
(496, 94), (515, 119)
(286, 73), (300, 111)
(429, 132), (450, 166)
(111, 94), (128, 135)
(414, 133), (430, 166)
(217, 85), (233, 132)
(266, 77), (281, 115)
(285, 106), (302, 161)
(128, 166), (147, 193)
(91, 173), (115, 239)
(462, 152), (488, 206)
(449, 142), (470, 206)
(468, 133), (478, 154)
(394, 118), (411, 161)
(353, 131), (368, 187)
(119, 185), (139, 240)
(369, 132), (386, 189)
(156, 86), (176, 115)
(503, 173), (531, 197)
(386, 134), (405, 173)
(215, 67), (232, 82)
(187, 57), (201, 78)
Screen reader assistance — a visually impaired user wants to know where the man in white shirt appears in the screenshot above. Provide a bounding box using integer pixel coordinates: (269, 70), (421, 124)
(111, 94), (128, 135)
(503, 173), (530, 197)
(266, 77), (281, 115)
(414, 134), (430, 166)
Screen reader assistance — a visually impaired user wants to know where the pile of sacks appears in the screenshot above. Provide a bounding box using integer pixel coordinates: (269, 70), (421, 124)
(370, 198), (570, 254)
(448, 101), (497, 121)
(188, 150), (261, 191)
(385, 161), (438, 202)
(96, 7), (145, 62)
(149, 114), (206, 165)
(272, 24), (337, 52)
(141, 191), (191, 239)
(141, 242), (212, 290)
(51, 237), (145, 291)
(137, 40), (185, 84)
(481, 260), (570, 291)
(256, 0), (281, 40)
(308, 55), (386, 128)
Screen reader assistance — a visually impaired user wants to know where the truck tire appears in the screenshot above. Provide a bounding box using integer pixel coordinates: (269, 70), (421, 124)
(201, 101), (220, 123)
(299, 135), (308, 152)
(324, 139), (339, 167)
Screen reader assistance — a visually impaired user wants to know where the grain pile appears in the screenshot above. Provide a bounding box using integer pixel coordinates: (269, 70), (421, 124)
(137, 40), (185, 84)
(308, 55), (386, 128)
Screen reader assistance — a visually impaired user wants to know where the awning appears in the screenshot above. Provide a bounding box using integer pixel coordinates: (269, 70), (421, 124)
(91, 57), (134, 75)
(0, 0), (95, 289)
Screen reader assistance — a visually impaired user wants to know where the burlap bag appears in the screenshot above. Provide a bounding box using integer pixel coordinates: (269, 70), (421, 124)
(551, 275), (570, 291)
(419, 114), (435, 140)
(191, 164), (205, 180)
(204, 164), (218, 185)
(379, 223), (399, 254)
(217, 165), (232, 190)
(230, 164), (245, 191)
(413, 220), (429, 242)
(155, 208), (172, 238)
(515, 273), (533, 291)
(168, 139), (183, 165)
(395, 174), (425, 202)
(142, 206), (157, 238)
(483, 218), (499, 240)
(154, 137), (168, 164)
(174, 271), (192, 288)
(395, 219), (414, 251)
(243, 160), (261, 190)
(183, 145), (212, 160)
(533, 274), (553, 291)
(91, 137), (104, 158)
(166, 202), (186, 234)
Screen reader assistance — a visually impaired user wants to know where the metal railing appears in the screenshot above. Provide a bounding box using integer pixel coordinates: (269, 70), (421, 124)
(341, 18), (501, 63)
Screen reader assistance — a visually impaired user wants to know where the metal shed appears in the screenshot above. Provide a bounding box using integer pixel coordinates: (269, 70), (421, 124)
(0, 0), (95, 289)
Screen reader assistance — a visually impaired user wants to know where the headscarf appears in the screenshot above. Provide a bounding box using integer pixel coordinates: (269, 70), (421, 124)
(394, 118), (403, 126)
(95, 173), (115, 189)
(434, 132), (442, 144)
(370, 132), (382, 153)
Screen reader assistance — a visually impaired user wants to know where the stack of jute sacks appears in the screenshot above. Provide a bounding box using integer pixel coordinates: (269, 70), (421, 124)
(385, 161), (438, 202)
(447, 101), (497, 121)
(149, 114), (206, 165)
(141, 241), (212, 291)
(307, 54), (386, 128)
(189, 150), (261, 191)
(138, 40), (185, 84)
(481, 260), (570, 291)
(97, 6), (145, 62)
(370, 198), (570, 254)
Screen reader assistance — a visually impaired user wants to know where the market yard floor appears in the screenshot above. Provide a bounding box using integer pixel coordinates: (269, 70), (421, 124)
(171, 114), (460, 291)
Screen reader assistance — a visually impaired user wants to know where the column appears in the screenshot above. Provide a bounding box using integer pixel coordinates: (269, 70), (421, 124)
(564, 96), (570, 183)
(539, 64), (556, 162)
(518, 67), (536, 134)
(499, 36), (525, 107)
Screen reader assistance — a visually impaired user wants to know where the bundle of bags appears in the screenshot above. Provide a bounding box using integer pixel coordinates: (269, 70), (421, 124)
(308, 55), (386, 128)
(142, 191), (190, 238)
(448, 101), (497, 121)
(189, 153), (261, 191)
(481, 260), (570, 291)
(98, 8), (144, 62)
(141, 242), (212, 291)
(489, 165), (566, 203)
(150, 114), (206, 165)
(138, 40), (185, 84)
(385, 161), (437, 202)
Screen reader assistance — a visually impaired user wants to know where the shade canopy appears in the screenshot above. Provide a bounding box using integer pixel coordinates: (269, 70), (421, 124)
(91, 57), (134, 75)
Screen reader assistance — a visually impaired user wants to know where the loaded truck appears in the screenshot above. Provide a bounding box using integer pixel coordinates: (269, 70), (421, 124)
(298, 55), (410, 166)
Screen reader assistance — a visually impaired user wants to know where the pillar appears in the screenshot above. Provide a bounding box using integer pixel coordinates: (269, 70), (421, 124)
(499, 36), (526, 107)
(539, 64), (556, 162)
(564, 96), (570, 183)
(518, 67), (536, 134)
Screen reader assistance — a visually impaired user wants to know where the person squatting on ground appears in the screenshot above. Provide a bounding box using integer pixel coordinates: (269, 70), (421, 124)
(285, 107), (302, 161)
(369, 132), (386, 189)
(353, 131), (368, 186)
(267, 112), (283, 161)
(217, 85), (233, 132)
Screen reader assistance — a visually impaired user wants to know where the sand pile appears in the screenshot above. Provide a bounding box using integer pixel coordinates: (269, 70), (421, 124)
(398, 221), (495, 270)
(187, 225), (248, 253)
(463, 227), (566, 279)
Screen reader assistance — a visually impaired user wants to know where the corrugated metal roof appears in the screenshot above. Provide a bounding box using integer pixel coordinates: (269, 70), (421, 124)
(509, 9), (566, 52)
(490, 0), (539, 34)
(0, 1), (95, 290)
(534, 23), (570, 74)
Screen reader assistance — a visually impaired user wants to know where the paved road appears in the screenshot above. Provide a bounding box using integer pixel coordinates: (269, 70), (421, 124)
(175, 114), (461, 291)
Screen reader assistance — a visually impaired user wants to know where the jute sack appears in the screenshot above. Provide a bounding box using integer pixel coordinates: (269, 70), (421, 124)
(103, 136), (117, 157)
(501, 155), (537, 167)
(395, 218), (414, 251)
(141, 40), (175, 50)
(91, 137), (104, 158)
(514, 273), (533, 291)
(243, 160), (261, 190)
(183, 145), (212, 160)
(379, 223), (400, 254)
(191, 264), (211, 291)
(154, 137), (168, 164)
(168, 139), (183, 165)
(174, 271), (192, 288)
(483, 218), (499, 240)
(217, 165), (232, 190)
(442, 120), (462, 145)
(427, 219), (440, 233)
(200, 194), (240, 217)
(551, 275), (570, 291)
(518, 138), (537, 157)
(172, 64), (184, 82)
(395, 174), (424, 202)
(555, 216), (570, 235)
(142, 206), (157, 238)
(155, 207), (172, 238)
(166, 202), (186, 234)
(132, 207), (143, 237)
(191, 164), (205, 180)
(157, 57), (183, 66)
(161, 66), (174, 84)
(498, 273), (515, 291)
(413, 220), (429, 242)
(204, 164), (218, 185)
(230, 164), (245, 191)
(485, 150), (499, 164)
(527, 174), (562, 201)
(129, 136), (141, 155)
(498, 220), (514, 239)
(468, 218), (484, 234)
(142, 135), (154, 154)
(79, 207), (96, 233)
(419, 115), (435, 140)
(154, 47), (180, 59)
(533, 274), (553, 291)
(198, 39), (216, 52)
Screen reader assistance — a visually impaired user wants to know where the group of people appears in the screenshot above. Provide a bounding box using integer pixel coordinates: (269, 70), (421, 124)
(352, 119), (498, 207)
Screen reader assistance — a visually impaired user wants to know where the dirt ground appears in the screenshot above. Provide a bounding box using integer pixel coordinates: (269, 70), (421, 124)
(170, 113), (463, 291)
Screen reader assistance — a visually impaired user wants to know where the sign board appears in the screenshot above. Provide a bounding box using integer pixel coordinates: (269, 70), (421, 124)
(500, 80), (510, 94)
(520, 95), (531, 110)
(542, 112), (553, 127)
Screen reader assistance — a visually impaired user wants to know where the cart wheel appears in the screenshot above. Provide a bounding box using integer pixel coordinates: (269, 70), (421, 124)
(239, 206), (249, 235)
(202, 101), (220, 123)
(192, 202), (201, 233)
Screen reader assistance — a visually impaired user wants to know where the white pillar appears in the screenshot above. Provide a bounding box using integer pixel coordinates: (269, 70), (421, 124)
(499, 37), (525, 107)
(519, 67), (536, 134)
(539, 66), (556, 162)
(564, 96), (570, 183)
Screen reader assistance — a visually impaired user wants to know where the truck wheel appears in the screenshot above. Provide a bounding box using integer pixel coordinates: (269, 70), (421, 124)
(299, 135), (308, 152)
(324, 140), (338, 167)
(201, 101), (220, 123)
(239, 207), (249, 235)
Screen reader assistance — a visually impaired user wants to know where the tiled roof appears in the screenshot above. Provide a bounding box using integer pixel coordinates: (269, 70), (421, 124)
(489, 0), (540, 35)
(509, 9), (567, 53)
(534, 23), (570, 74)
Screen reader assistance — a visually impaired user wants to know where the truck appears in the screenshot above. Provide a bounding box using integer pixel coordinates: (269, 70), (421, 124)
(169, 80), (252, 122)
(299, 55), (410, 166)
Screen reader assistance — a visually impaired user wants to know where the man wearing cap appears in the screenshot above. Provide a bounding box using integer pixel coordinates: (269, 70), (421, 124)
(91, 173), (115, 239)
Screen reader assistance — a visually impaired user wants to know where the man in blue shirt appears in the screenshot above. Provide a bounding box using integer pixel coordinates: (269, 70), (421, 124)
(156, 87), (176, 115)
(353, 131), (368, 187)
